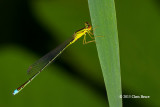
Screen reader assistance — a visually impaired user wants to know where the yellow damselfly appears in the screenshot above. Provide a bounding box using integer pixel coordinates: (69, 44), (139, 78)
(13, 22), (94, 95)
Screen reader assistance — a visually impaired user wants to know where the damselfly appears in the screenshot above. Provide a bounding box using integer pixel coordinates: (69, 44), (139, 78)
(13, 22), (95, 95)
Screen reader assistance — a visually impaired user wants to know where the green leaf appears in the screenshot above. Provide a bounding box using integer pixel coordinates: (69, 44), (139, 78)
(88, 0), (122, 107)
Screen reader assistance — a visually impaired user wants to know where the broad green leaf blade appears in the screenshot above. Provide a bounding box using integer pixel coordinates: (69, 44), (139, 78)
(88, 0), (122, 107)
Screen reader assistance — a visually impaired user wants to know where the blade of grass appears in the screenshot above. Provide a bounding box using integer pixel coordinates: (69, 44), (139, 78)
(88, 0), (122, 107)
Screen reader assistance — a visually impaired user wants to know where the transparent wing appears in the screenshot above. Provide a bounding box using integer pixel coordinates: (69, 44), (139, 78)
(27, 37), (74, 76)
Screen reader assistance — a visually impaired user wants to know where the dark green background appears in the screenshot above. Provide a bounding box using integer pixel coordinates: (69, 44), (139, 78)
(0, 0), (159, 107)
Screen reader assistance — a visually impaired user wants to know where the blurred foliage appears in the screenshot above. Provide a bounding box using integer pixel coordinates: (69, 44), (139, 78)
(0, 46), (106, 107)
(0, 0), (160, 107)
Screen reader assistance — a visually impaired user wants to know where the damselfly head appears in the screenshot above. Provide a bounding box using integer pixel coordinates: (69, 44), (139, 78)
(85, 22), (92, 30)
